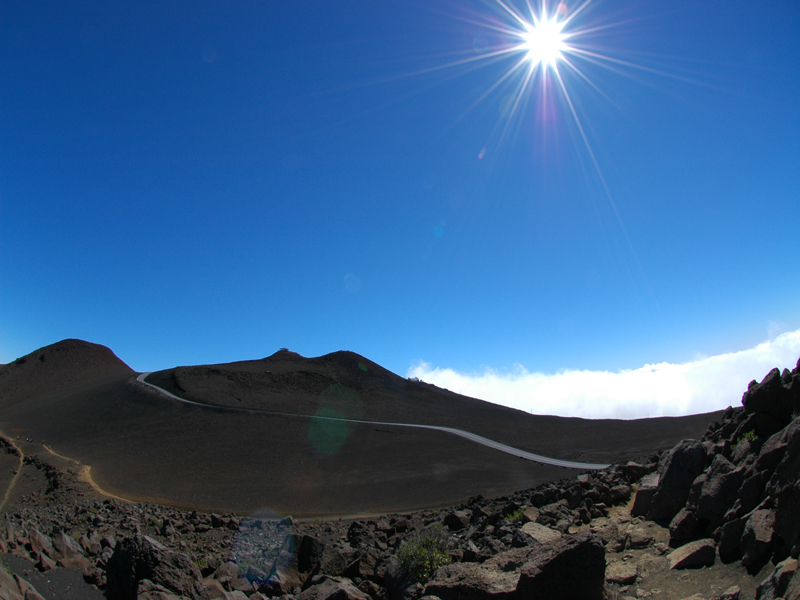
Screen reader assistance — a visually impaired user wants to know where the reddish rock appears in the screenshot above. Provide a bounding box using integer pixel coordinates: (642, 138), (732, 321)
(27, 528), (53, 558)
(35, 552), (56, 572)
(297, 576), (372, 600)
(667, 539), (716, 570)
(605, 561), (637, 585)
(423, 562), (519, 600)
(669, 508), (700, 548)
(516, 531), (605, 600)
(57, 555), (92, 570)
(755, 557), (797, 600)
(741, 509), (776, 568)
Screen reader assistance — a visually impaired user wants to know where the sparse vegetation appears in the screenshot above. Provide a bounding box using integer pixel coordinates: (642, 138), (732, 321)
(506, 506), (526, 523)
(397, 533), (451, 583)
(731, 429), (758, 452)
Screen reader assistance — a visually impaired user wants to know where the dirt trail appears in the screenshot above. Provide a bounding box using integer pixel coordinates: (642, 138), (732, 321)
(0, 433), (24, 512)
(40, 443), (132, 504)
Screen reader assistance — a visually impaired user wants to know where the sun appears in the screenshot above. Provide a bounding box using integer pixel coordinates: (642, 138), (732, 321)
(521, 15), (567, 67)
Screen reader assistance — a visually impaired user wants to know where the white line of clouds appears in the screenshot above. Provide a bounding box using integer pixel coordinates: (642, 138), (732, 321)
(407, 328), (800, 420)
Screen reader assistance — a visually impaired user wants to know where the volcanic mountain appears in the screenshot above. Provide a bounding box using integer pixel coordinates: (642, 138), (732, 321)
(0, 340), (719, 516)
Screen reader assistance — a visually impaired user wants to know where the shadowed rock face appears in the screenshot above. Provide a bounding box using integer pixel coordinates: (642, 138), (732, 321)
(646, 439), (705, 522)
(516, 531), (605, 600)
(105, 535), (206, 600)
(743, 366), (800, 437)
(630, 357), (800, 586)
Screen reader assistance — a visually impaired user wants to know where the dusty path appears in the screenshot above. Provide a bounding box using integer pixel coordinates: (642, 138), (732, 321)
(0, 429), (132, 511)
(0, 433), (24, 512)
(40, 443), (132, 504)
(136, 372), (611, 470)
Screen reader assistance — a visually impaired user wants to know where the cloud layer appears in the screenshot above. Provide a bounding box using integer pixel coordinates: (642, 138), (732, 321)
(407, 328), (800, 420)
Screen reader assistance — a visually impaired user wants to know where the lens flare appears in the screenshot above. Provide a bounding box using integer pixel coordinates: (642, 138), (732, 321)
(307, 383), (363, 455)
(231, 510), (294, 588)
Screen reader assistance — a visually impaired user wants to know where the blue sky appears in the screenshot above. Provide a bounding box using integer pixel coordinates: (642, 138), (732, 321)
(2, 1), (799, 417)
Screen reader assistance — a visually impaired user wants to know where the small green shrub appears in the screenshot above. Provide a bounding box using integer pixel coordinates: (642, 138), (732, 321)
(196, 557), (208, 569)
(506, 507), (526, 523)
(731, 429), (758, 452)
(397, 535), (451, 583)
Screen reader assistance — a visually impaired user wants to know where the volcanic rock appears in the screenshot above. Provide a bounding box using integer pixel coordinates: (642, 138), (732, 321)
(667, 539), (716, 570)
(669, 508), (700, 548)
(298, 576), (373, 600)
(741, 509), (776, 568)
(647, 440), (706, 522)
(755, 557), (798, 600)
(423, 562), (519, 600)
(695, 455), (746, 531)
(516, 531), (605, 600)
(605, 561), (637, 585)
(104, 534), (206, 600)
(631, 472), (659, 517)
(519, 523), (561, 545)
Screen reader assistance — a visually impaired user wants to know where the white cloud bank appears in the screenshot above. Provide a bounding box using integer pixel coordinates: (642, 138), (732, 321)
(407, 328), (800, 420)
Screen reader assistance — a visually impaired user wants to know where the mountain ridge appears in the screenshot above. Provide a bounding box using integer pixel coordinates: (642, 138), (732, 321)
(0, 338), (720, 515)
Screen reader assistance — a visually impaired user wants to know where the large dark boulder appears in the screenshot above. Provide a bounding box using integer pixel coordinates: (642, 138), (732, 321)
(755, 432), (788, 474)
(423, 562), (519, 600)
(755, 557), (798, 600)
(764, 419), (800, 551)
(298, 536), (326, 574)
(516, 531), (605, 600)
(669, 508), (700, 548)
(105, 535), (207, 600)
(667, 539), (716, 570)
(695, 455), (746, 531)
(775, 482), (800, 556)
(739, 470), (771, 516)
(443, 511), (471, 532)
(646, 440), (706, 522)
(718, 517), (747, 563)
(741, 509), (776, 569)
(422, 544), (546, 600)
(743, 368), (798, 434)
(52, 530), (86, 560)
(631, 473), (659, 517)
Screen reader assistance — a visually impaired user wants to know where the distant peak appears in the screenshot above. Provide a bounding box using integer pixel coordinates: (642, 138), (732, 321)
(265, 348), (305, 360)
(9, 338), (133, 371)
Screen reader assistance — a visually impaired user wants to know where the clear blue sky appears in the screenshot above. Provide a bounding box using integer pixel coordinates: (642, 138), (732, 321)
(2, 1), (799, 396)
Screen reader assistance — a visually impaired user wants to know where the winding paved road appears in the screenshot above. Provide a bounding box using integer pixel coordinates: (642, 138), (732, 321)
(135, 372), (611, 471)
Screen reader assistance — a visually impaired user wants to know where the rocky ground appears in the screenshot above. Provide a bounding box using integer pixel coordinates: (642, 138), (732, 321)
(0, 358), (798, 600)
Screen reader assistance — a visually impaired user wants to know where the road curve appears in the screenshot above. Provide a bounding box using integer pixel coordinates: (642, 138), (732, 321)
(135, 372), (611, 471)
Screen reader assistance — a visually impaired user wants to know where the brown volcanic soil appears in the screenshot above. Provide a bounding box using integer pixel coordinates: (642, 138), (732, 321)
(0, 341), (722, 517)
(146, 349), (721, 463)
(0, 339), (133, 408)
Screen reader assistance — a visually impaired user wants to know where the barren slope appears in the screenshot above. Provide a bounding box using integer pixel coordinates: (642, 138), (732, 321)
(0, 340), (721, 516)
(0, 339), (133, 409)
